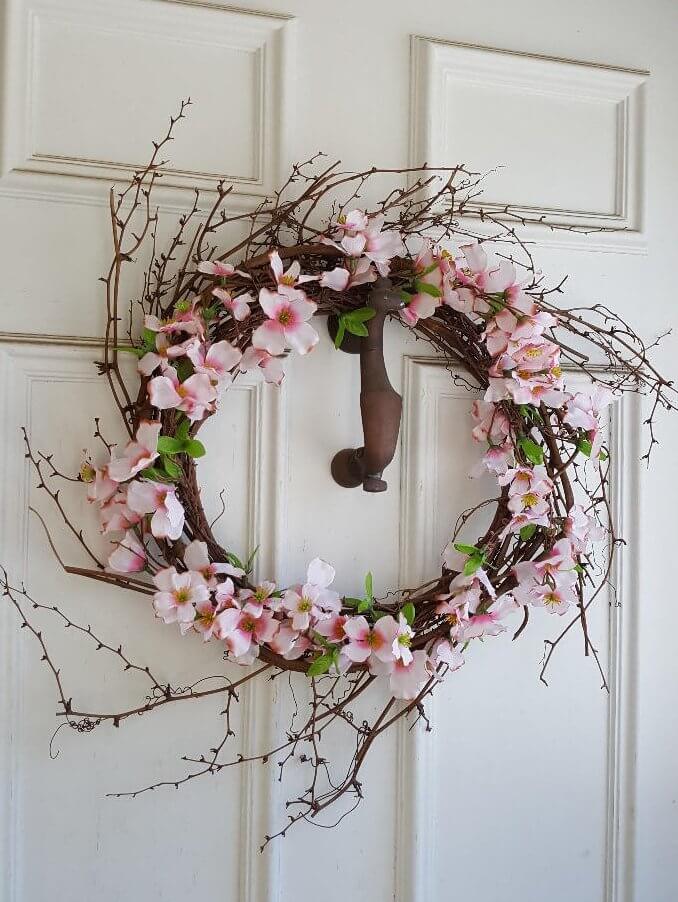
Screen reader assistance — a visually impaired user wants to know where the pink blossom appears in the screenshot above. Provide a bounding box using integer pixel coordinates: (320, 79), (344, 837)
(153, 567), (209, 627)
(514, 581), (577, 615)
(388, 650), (432, 700)
(193, 597), (226, 641)
(391, 614), (414, 665)
(214, 577), (238, 609)
(107, 530), (146, 573)
(183, 540), (244, 587)
(212, 287), (253, 321)
(471, 440), (515, 478)
(197, 260), (248, 278)
(107, 421), (161, 483)
(455, 593), (518, 640)
(282, 558), (341, 631)
(138, 332), (194, 377)
(315, 613), (348, 643)
(145, 307), (204, 339)
(239, 346), (285, 385)
(99, 490), (142, 534)
(238, 581), (278, 613)
(564, 386), (614, 456)
(319, 258), (376, 291)
(400, 241), (444, 325)
(216, 606), (279, 657)
(471, 400), (510, 445)
(565, 505), (605, 554)
(252, 288), (318, 356)
(269, 626), (311, 660)
(432, 639), (464, 671)
(269, 250), (317, 288)
(186, 338), (242, 389)
(126, 479), (185, 540)
(322, 210), (403, 275)
(148, 367), (217, 422)
(343, 614), (399, 664)
(87, 466), (118, 505)
(513, 538), (577, 588)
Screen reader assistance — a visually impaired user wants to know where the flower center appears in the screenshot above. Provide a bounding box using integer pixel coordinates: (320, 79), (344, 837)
(241, 617), (256, 632)
(277, 308), (293, 326)
(298, 598), (312, 613)
(367, 631), (381, 648)
(280, 274), (296, 286)
(544, 592), (561, 607)
(398, 634), (411, 647)
(175, 588), (191, 604)
(522, 492), (539, 509)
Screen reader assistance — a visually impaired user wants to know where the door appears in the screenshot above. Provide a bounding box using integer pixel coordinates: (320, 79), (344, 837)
(1, 1), (676, 901)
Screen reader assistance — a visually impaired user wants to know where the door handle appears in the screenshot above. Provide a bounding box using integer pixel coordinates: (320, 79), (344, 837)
(330, 278), (404, 492)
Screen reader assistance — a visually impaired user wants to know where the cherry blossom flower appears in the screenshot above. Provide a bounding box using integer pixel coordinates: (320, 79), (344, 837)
(388, 650), (432, 700)
(212, 287), (253, 322)
(183, 540), (244, 587)
(107, 421), (161, 483)
(138, 332), (194, 377)
(239, 346), (285, 385)
(319, 257), (376, 291)
(153, 567), (209, 628)
(564, 386), (614, 456)
(269, 249), (317, 289)
(343, 614), (399, 664)
(99, 489), (142, 534)
(400, 241), (444, 326)
(391, 614), (414, 665)
(470, 440), (515, 478)
(282, 558), (341, 631)
(126, 479), (185, 540)
(216, 606), (279, 657)
(252, 288), (319, 356)
(432, 639), (464, 671)
(455, 593), (518, 640)
(214, 577), (238, 609)
(197, 260), (247, 278)
(193, 597), (226, 641)
(186, 338), (242, 390)
(471, 400), (510, 445)
(514, 581), (577, 615)
(87, 465), (118, 505)
(322, 210), (403, 275)
(314, 613), (348, 643)
(269, 626), (311, 660)
(513, 538), (577, 589)
(148, 368), (217, 422)
(238, 581), (278, 613)
(145, 307), (205, 339)
(565, 504), (605, 554)
(107, 530), (146, 573)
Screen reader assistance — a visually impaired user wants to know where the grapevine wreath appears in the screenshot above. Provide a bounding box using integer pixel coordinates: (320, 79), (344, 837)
(6, 101), (676, 844)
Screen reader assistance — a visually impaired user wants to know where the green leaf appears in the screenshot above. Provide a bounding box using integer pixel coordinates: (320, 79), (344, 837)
(574, 563), (586, 574)
(185, 439), (206, 459)
(333, 318), (346, 349)
(157, 436), (185, 454)
(598, 450), (609, 461)
(174, 358), (194, 382)
(454, 543), (479, 555)
(349, 306), (376, 323)
(343, 596), (364, 608)
(578, 437), (593, 458)
(463, 553), (484, 577)
(518, 436), (544, 465)
(372, 609), (389, 620)
(364, 571), (373, 602)
(142, 466), (173, 483)
(399, 290), (414, 304)
(115, 346), (146, 359)
(142, 328), (157, 351)
(175, 418), (190, 441)
(244, 545), (259, 573)
(161, 455), (183, 480)
(344, 319), (369, 338)
(414, 280), (442, 298)
(357, 598), (373, 614)
(307, 653), (334, 677)
(401, 601), (415, 626)
(225, 551), (245, 570)
(519, 524), (537, 541)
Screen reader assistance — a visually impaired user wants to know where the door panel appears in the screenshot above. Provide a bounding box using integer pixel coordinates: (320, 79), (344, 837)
(1, 2), (676, 901)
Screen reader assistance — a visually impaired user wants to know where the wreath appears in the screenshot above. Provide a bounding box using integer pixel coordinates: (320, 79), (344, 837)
(7, 101), (675, 844)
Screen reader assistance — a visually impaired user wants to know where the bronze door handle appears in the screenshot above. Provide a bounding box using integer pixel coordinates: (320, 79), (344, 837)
(330, 278), (404, 492)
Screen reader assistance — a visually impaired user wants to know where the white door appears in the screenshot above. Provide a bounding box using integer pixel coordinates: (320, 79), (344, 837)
(1, 2), (677, 901)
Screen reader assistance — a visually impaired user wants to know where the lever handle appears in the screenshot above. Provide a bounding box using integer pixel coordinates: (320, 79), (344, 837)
(330, 278), (404, 493)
